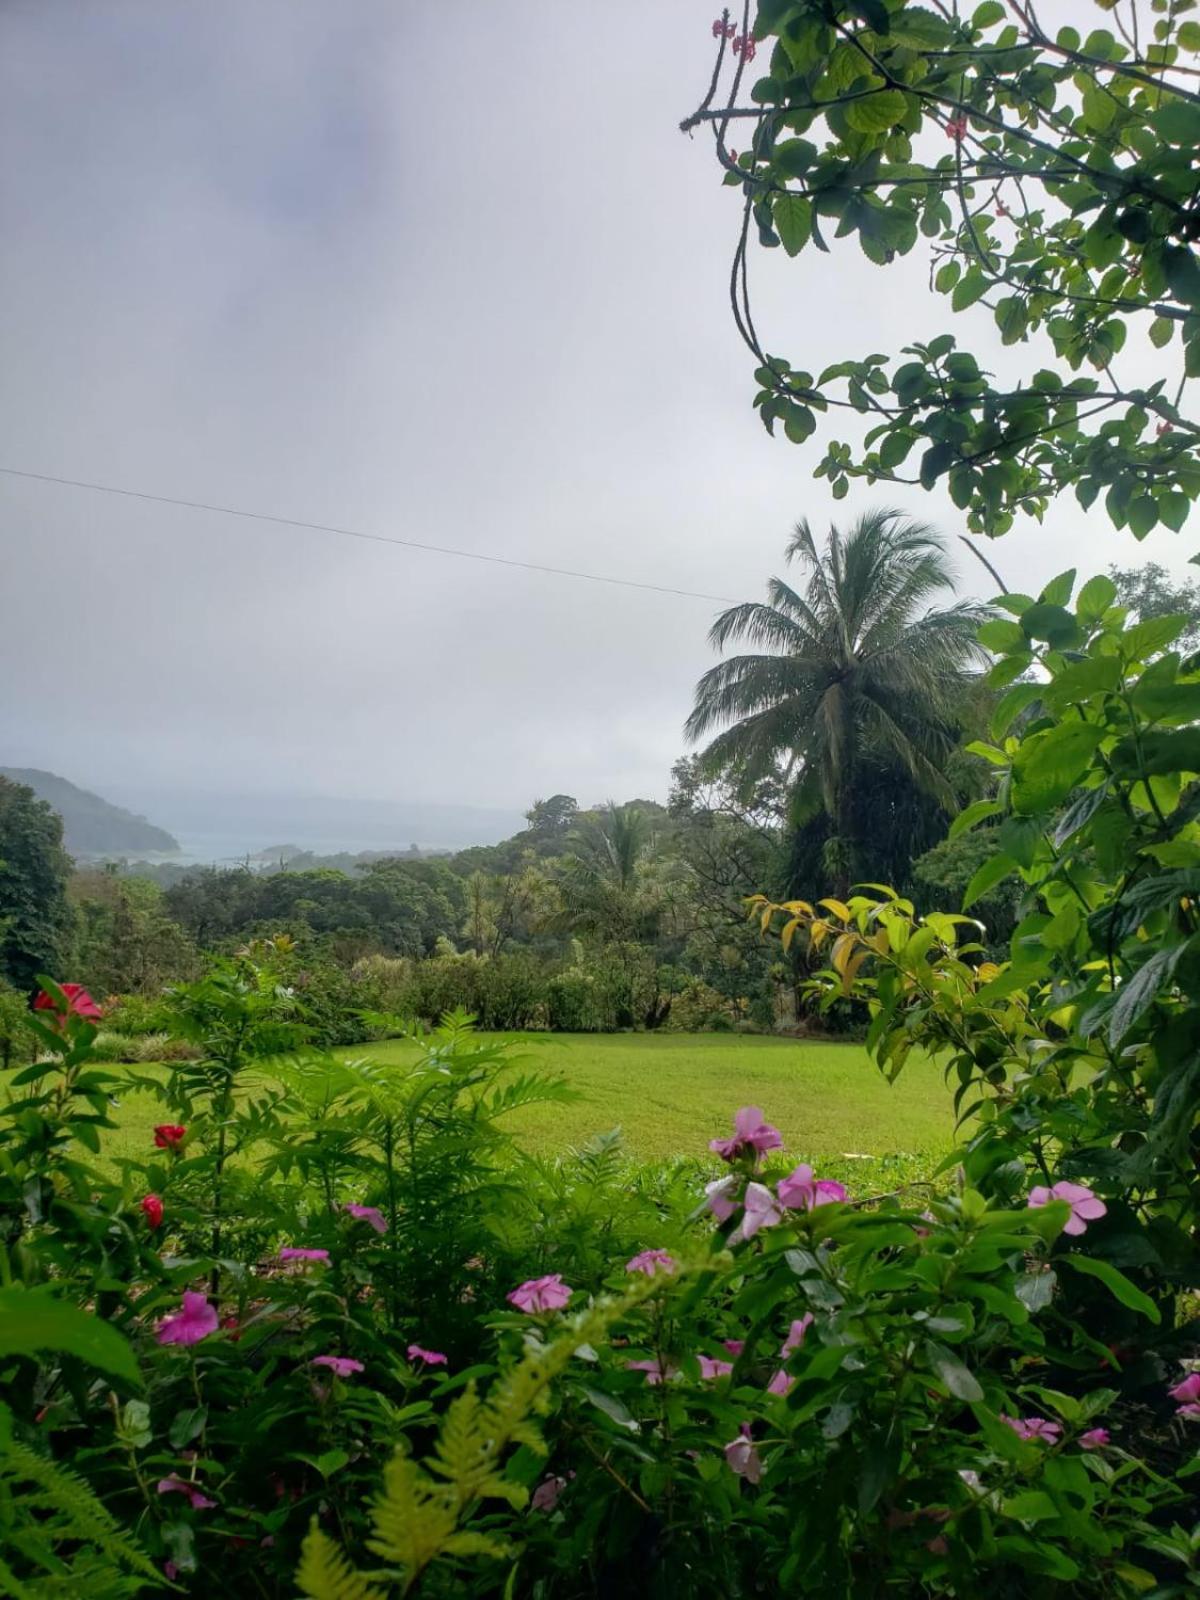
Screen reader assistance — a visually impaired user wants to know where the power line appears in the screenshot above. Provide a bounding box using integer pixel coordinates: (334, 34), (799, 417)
(0, 464), (737, 605)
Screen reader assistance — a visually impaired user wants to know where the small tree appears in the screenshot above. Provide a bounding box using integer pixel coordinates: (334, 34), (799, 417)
(0, 777), (72, 991)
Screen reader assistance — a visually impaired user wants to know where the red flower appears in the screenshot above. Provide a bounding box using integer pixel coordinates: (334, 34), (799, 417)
(946, 114), (969, 141)
(141, 1194), (164, 1228)
(711, 17), (735, 39)
(33, 983), (103, 1024)
(153, 1124), (187, 1152)
(732, 34), (756, 62)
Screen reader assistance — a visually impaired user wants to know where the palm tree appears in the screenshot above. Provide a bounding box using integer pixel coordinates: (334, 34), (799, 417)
(685, 510), (990, 891)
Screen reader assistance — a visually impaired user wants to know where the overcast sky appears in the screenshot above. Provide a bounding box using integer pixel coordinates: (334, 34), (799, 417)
(2, 0), (1193, 825)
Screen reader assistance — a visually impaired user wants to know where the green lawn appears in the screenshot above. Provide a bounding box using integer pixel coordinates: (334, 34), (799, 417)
(104, 1033), (956, 1176)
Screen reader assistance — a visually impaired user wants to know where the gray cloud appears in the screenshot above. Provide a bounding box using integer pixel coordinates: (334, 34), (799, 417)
(1, 0), (1192, 830)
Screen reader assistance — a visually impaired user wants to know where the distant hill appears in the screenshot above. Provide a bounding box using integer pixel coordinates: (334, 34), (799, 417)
(0, 769), (180, 859)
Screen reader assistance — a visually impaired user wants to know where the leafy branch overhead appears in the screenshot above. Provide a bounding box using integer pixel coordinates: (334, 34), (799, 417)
(684, 0), (1200, 537)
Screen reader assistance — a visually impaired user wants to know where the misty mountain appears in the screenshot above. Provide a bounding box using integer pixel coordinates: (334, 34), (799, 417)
(0, 768), (180, 858)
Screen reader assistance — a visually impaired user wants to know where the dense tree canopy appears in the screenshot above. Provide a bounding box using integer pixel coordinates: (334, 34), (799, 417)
(0, 776), (72, 991)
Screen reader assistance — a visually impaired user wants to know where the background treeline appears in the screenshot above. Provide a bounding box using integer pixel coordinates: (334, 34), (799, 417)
(1, 560), (1194, 1048)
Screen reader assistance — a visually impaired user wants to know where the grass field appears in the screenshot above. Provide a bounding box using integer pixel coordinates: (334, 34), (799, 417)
(104, 1032), (956, 1173)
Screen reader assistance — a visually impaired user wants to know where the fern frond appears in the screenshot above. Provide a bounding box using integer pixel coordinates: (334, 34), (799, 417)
(295, 1523), (387, 1600)
(2, 1437), (160, 1584)
(365, 1453), (459, 1574)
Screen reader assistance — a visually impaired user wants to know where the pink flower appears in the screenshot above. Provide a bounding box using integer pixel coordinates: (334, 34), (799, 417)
(722, 1339), (745, 1356)
(1001, 1414), (1062, 1444)
(781, 1315), (813, 1358)
(1158, 420), (1173, 437)
(279, 1247), (330, 1263)
(33, 983), (103, 1025)
(626, 1357), (674, 1385)
(508, 1273), (572, 1313)
(164, 1562), (179, 1582)
(735, 1181), (783, 1240)
(711, 17), (735, 39)
(1027, 1182), (1106, 1237)
(777, 1164), (848, 1210)
(705, 1176), (740, 1221)
(626, 1249), (677, 1277)
(407, 1344), (448, 1366)
(531, 1475), (567, 1512)
(767, 1369), (793, 1396)
(1169, 1372), (1200, 1419)
(731, 33), (756, 62)
(1079, 1428), (1110, 1450)
(724, 1423), (762, 1483)
(157, 1475), (216, 1509)
(311, 1356), (364, 1377)
(710, 1106), (782, 1163)
(141, 1194), (164, 1229)
(946, 114), (968, 141)
(156, 1291), (218, 1347)
(697, 1355), (734, 1380)
(343, 1203), (388, 1234)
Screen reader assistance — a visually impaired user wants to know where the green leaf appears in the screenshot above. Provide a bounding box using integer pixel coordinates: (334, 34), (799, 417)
(1040, 569), (1076, 606)
(1063, 1257), (1161, 1324)
(925, 1341), (983, 1401)
(773, 193), (812, 257)
(168, 1407), (207, 1450)
(1109, 946), (1182, 1043)
(1003, 1489), (1058, 1523)
(972, 0), (1005, 25)
(845, 90), (908, 135)
(582, 1387), (639, 1431)
(991, 682), (1043, 739)
(949, 799), (1001, 839)
(1021, 603), (1080, 648)
(1011, 722), (1106, 815)
(978, 618), (1026, 653)
(963, 852), (1018, 909)
(1076, 573), (1116, 621)
(0, 1286), (140, 1386)
(1015, 1269), (1056, 1314)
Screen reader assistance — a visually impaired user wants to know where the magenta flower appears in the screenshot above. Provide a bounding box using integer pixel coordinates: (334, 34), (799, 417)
(767, 1369), (793, 1397)
(156, 1291), (218, 1347)
(407, 1343), (448, 1366)
(530, 1475), (567, 1512)
(731, 33), (756, 62)
(705, 1176), (740, 1221)
(781, 1314), (813, 1359)
(724, 1423), (762, 1483)
(508, 1273), (572, 1314)
(722, 1339), (745, 1356)
(343, 1203), (388, 1234)
(1169, 1372), (1200, 1420)
(626, 1357), (674, 1385)
(1079, 1428), (1110, 1450)
(157, 1475), (216, 1509)
(710, 1106), (782, 1163)
(697, 1355), (734, 1380)
(734, 1181), (782, 1241)
(1027, 1181), (1106, 1237)
(626, 1248), (677, 1277)
(311, 1356), (364, 1377)
(279, 1247), (330, 1264)
(711, 17), (736, 39)
(777, 1163), (848, 1211)
(1001, 1414), (1062, 1444)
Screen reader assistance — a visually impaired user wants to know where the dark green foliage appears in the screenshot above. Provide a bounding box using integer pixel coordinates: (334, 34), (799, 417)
(687, 0), (1200, 536)
(0, 775), (73, 990)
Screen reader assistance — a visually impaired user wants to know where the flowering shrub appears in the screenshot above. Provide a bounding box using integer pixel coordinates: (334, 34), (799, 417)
(1, 826), (1197, 1597)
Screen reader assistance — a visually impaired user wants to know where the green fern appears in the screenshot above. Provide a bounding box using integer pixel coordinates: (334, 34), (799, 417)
(296, 1274), (668, 1596)
(295, 1524), (387, 1600)
(0, 1414), (161, 1594)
